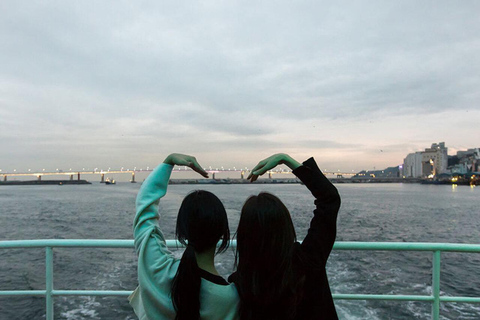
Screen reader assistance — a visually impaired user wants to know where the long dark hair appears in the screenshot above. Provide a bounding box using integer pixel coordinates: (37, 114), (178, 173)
(235, 192), (304, 320)
(171, 190), (230, 320)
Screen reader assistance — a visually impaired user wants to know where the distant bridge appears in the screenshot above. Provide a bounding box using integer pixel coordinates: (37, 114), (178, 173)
(0, 168), (356, 182)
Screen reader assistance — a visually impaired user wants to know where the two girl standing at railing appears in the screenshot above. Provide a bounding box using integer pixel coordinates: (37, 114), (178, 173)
(129, 153), (340, 320)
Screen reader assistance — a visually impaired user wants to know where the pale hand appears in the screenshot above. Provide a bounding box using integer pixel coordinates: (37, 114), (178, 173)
(247, 153), (301, 182)
(163, 153), (209, 178)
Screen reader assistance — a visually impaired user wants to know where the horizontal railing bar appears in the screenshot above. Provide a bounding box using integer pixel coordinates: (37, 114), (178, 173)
(440, 296), (480, 303)
(1, 240), (480, 252)
(0, 290), (46, 296)
(3, 290), (479, 304)
(333, 293), (434, 301)
(332, 242), (480, 252)
(0, 239), (135, 248)
(52, 290), (134, 296)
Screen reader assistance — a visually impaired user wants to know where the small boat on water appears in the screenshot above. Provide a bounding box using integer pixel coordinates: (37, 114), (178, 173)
(105, 178), (116, 185)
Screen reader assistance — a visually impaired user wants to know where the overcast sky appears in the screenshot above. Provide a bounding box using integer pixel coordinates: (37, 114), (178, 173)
(1, 1), (479, 174)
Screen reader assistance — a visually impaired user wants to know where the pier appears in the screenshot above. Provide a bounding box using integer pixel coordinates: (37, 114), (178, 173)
(0, 168), (357, 183)
(0, 170), (139, 183)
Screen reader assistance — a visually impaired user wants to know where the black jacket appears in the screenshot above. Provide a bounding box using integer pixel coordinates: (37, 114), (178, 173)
(293, 157), (340, 320)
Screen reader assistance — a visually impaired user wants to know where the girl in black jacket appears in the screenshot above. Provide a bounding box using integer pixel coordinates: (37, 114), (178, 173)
(230, 153), (341, 320)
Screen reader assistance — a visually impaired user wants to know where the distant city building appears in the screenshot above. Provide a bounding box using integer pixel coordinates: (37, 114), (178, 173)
(421, 142), (448, 177)
(403, 142), (448, 178)
(360, 143), (477, 180)
(448, 148), (480, 174)
(403, 152), (423, 178)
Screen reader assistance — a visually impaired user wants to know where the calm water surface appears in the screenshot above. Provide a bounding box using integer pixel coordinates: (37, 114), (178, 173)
(0, 182), (479, 319)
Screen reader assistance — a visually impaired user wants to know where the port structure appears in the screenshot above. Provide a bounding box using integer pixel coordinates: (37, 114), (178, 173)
(1, 170), (140, 183)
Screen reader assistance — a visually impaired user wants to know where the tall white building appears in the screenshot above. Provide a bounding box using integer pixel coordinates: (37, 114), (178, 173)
(403, 152), (423, 178)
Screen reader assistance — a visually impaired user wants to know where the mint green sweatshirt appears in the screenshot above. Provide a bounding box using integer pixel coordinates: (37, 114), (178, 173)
(129, 163), (240, 320)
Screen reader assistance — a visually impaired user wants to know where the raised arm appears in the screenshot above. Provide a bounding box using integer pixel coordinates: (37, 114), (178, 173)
(133, 153), (208, 249)
(131, 156), (209, 318)
(293, 157), (341, 267)
(247, 154), (340, 267)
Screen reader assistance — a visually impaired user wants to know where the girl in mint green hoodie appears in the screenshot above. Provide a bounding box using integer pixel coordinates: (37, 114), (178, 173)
(129, 153), (239, 320)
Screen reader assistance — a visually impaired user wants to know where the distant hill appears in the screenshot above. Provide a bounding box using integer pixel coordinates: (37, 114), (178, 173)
(353, 166), (400, 178)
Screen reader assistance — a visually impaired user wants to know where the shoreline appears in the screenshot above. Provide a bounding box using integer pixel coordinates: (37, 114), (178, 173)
(0, 178), (475, 186)
(169, 177), (476, 185)
(0, 180), (92, 186)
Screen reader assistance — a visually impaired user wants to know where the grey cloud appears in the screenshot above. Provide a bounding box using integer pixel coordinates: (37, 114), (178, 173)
(294, 140), (359, 149)
(3, 1), (479, 121)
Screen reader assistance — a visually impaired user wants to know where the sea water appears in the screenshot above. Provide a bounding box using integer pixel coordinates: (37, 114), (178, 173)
(0, 182), (479, 319)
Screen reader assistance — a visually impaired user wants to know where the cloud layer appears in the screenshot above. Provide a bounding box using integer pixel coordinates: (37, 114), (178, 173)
(1, 1), (479, 172)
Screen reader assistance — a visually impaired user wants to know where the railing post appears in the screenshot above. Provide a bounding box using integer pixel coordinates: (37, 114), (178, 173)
(46, 247), (54, 320)
(432, 250), (441, 320)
